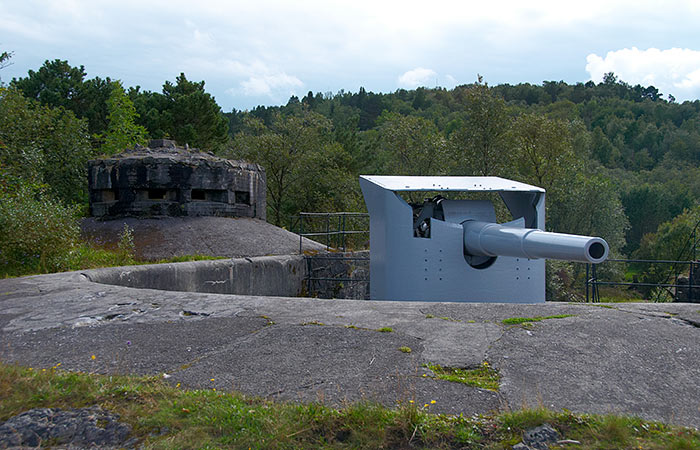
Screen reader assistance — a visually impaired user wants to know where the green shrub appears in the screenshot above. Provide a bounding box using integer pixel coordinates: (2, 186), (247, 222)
(0, 187), (79, 275)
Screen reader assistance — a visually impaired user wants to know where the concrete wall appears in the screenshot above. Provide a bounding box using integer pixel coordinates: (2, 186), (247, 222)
(88, 140), (266, 220)
(83, 255), (306, 297)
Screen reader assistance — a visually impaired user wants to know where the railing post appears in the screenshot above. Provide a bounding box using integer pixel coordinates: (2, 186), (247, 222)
(689, 261), (694, 302)
(337, 214), (342, 250)
(299, 214), (304, 254)
(586, 263), (590, 303)
(592, 263), (598, 302)
(342, 214), (347, 252)
(306, 254), (312, 296)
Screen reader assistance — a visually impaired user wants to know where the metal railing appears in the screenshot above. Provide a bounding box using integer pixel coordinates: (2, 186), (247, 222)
(586, 259), (700, 302)
(293, 212), (370, 298)
(296, 212), (369, 253)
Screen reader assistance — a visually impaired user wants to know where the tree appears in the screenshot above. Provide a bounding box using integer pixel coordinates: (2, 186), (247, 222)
(0, 87), (86, 274)
(634, 206), (700, 297)
(0, 50), (12, 71)
(376, 112), (448, 176)
(511, 113), (581, 193)
(99, 81), (148, 155)
(620, 183), (693, 254)
(231, 111), (353, 226)
(448, 83), (513, 176)
(11, 59), (112, 136)
(544, 172), (630, 299)
(547, 173), (629, 255)
(132, 73), (229, 151)
(0, 87), (92, 204)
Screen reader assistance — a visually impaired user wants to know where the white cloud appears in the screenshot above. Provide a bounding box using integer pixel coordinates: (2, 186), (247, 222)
(586, 47), (700, 101)
(180, 57), (303, 99)
(398, 68), (438, 88)
(240, 73), (303, 97)
(3, 0), (700, 109)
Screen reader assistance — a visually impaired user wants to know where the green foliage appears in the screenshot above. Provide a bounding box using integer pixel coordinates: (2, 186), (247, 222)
(636, 205), (700, 262)
(1, 362), (698, 449)
(633, 206), (700, 297)
(0, 87), (93, 205)
(0, 187), (79, 275)
(448, 82), (514, 176)
(548, 173), (629, 255)
(498, 407), (555, 431)
(131, 73), (228, 151)
(424, 362), (501, 391)
(117, 224), (136, 260)
(11, 59), (112, 136)
(0, 50), (12, 72)
(620, 181), (693, 254)
(230, 110), (357, 226)
(99, 82), (147, 155)
(511, 112), (581, 192)
(376, 111), (448, 175)
(8, 57), (700, 296)
(501, 314), (575, 325)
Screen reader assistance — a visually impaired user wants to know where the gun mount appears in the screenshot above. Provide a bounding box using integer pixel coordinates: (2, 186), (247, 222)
(359, 175), (609, 303)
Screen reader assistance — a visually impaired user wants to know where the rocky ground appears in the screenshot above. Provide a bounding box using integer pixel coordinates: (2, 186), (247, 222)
(1, 269), (699, 431)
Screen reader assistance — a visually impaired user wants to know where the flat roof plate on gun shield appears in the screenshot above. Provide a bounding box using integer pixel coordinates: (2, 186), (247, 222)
(359, 175), (545, 193)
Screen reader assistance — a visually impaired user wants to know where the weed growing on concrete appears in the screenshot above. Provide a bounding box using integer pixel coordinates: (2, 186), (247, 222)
(377, 327), (393, 332)
(399, 347), (412, 353)
(423, 362), (500, 391)
(117, 224), (135, 260)
(425, 314), (461, 322)
(502, 314), (575, 325)
(440, 316), (459, 322)
(257, 315), (275, 326)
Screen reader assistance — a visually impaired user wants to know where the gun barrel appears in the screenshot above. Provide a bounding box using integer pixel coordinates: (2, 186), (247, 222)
(462, 220), (609, 264)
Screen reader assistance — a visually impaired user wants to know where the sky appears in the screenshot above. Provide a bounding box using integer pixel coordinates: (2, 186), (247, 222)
(1, 0), (700, 111)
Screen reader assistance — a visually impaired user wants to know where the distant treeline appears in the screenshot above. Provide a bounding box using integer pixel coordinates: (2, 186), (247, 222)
(3, 59), (700, 282)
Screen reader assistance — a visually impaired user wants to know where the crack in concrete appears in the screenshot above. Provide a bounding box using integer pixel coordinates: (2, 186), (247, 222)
(612, 305), (700, 328)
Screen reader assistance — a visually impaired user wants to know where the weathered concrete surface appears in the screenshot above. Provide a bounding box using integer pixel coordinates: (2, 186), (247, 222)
(85, 255), (307, 297)
(1, 271), (699, 428)
(81, 216), (326, 260)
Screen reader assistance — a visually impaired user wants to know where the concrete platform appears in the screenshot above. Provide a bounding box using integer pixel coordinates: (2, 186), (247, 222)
(1, 266), (699, 428)
(81, 216), (326, 260)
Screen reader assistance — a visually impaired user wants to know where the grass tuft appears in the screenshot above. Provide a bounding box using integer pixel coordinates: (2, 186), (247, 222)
(502, 314), (575, 325)
(424, 362), (501, 391)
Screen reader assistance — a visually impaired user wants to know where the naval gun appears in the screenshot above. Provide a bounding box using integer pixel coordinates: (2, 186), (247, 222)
(359, 175), (609, 303)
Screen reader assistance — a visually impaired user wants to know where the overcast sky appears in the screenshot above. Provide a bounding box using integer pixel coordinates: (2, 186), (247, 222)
(2, 0), (700, 111)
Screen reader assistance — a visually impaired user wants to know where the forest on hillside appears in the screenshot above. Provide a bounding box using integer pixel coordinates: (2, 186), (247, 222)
(2, 56), (700, 299)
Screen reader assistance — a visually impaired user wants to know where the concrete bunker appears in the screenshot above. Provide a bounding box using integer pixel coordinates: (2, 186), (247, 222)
(88, 139), (266, 219)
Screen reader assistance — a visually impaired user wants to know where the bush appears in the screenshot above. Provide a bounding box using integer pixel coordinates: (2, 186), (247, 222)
(0, 188), (79, 275)
(0, 87), (93, 205)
